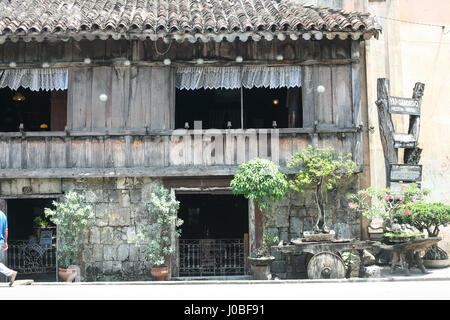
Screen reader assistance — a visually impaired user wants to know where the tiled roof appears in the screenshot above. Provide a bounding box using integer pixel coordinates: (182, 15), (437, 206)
(0, 0), (381, 43)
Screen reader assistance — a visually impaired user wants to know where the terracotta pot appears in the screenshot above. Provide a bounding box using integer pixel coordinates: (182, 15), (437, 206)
(58, 267), (77, 282)
(151, 266), (169, 281)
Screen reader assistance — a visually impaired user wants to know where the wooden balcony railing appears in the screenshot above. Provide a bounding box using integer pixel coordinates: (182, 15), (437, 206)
(0, 127), (361, 178)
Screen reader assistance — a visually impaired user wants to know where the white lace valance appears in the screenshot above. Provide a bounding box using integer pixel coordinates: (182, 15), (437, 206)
(0, 68), (68, 91)
(176, 66), (302, 90)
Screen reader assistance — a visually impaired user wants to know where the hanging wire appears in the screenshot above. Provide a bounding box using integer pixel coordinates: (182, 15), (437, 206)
(378, 15), (448, 33)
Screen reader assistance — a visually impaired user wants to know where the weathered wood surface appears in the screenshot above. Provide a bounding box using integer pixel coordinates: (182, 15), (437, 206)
(69, 66), (174, 130)
(276, 239), (372, 255)
(373, 238), (440, 275)
(0, 129), (362, 177)
(0, 38), (353, 66)
(376, 78), (398, 174)
(388, 96), (420, 115)
(307, 252), (346, 279)
(404, 83), (425, 163)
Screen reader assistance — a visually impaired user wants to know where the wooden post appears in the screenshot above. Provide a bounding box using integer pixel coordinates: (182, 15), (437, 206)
(404, 82), (425, 164)
(376, 78), (398, 185)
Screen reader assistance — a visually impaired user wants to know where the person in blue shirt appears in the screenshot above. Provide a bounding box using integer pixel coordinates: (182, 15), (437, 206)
(0, 210), (17, 286)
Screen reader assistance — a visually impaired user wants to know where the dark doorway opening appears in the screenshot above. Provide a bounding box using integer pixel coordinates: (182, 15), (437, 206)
(5, 198), (57, 282)
(176, 193), (249, 277)
(177, 194), (248, 239)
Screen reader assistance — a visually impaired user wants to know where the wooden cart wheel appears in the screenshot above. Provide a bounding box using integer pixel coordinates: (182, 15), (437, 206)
(306, 251), (346, 279)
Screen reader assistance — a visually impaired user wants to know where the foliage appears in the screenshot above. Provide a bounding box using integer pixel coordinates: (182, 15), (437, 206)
(393, 202), (450, 237)
(230, 158), (288, 212)
(288, 145), (357, 232)
(288, 145), (357, 192)
(230, 158), (286, 257)
(348, 183), (430, 231)
(128, 185), (183, 267)
(44, 191), (95, 268)
(34, 216), (49, 228)
(251, 230), (280, 258)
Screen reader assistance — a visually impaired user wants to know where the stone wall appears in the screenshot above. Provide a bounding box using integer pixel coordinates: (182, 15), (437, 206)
(1, 174), (361, 281)
(266, 174), (361, 279)
(62, 177), (163, 281)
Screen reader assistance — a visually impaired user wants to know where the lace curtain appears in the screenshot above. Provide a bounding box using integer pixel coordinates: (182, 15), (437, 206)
(0, 68), (68, 91)
(176, 66), (302, 90)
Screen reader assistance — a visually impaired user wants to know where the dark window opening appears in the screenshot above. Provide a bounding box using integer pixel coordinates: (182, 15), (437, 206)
(177, 194), (248, 239)
(175, 89), (241, 130)
(175, 86), (302, 129)
(0, 87), (67, 132)
(6, 198), (56, 241)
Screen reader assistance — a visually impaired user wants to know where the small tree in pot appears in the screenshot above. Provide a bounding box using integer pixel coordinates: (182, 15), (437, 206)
(230, 158), (288, 279)
(44, 191), (95, 282)
(129, 185), (183, 280)
(394, 202), (450, 265)
(288, 145), (357, 240)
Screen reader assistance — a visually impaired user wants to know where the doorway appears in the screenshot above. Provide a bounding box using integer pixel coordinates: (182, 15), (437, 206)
(177, 193), (249, 277)
(5, 198), (58, 282)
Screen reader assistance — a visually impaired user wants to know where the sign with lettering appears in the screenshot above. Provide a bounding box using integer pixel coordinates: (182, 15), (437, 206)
(389, 96), (420, 115)
(389, 164), (422, 182)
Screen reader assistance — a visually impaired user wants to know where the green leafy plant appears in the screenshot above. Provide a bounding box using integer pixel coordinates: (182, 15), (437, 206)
(230, 158), (288, 257)
(394, 202), (450, 260)
(34, 216), (49, 228)
(44, 191), (95, 268)
(348, 183), (430, 233)
(288, 145), (357, 233)
(128, 185), (183, 267)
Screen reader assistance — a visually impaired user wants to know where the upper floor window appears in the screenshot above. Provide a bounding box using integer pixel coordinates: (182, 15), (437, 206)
(175, 66), (302, 130)
(0, 68), (68, 132)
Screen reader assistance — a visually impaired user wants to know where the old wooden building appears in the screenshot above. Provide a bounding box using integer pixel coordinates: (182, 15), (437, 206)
(0, 0), (380, 280)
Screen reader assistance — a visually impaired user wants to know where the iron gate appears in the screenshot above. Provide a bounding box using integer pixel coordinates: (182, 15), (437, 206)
(179, 238), (246, 277)
(7, 240), (56, 274)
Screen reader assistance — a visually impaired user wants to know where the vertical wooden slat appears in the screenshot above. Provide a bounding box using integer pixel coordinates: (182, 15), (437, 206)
(315, 65), (333, 126)
(110, 67), (130, 128)
(69, 67), (92, 129)
(332, 64), (353, 128)
(128, 66), (150, 128)
(91, 67), (112, 129)
(301, 66), (315, 129)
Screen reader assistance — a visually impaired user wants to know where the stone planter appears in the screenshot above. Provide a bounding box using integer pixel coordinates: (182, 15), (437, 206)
(382, 233), (425, 244)
(422, 258), (450, 269)
(248, 256), (275, 280)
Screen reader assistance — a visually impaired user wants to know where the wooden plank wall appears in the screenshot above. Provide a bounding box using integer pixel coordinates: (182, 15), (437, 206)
(68, 66), (174, 130)
(0, 131), (359, 175)
(0, 38), (363, 175)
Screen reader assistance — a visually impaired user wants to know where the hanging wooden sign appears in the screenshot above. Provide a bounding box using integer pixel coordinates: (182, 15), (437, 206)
(389, 96), (420, 115)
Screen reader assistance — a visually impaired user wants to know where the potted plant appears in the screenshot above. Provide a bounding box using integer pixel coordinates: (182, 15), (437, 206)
(230, 158), (288, 279)
(348, 183), (430, 243)
(394, 202), (450, 268)
(288, 145), (357, 241)
(128, 185), (183, 281)
(44, 191), (95, 282)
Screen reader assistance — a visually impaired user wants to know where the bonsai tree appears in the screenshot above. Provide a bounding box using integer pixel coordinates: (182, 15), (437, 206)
(288, 145), (357, 234)
(348, 183), (430, 235)
(44, 191), (95, 269)
(394, 202), (450, 260)
(230, 158), (288, 257)
(129, 185), (183, 267)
